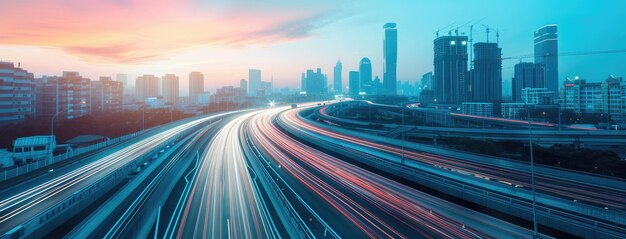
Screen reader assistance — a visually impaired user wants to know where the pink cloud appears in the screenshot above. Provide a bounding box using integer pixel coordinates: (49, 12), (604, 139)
(0, 0), (337, 63)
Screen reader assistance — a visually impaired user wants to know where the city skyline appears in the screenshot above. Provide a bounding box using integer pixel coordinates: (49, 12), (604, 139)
(1, 1), (626, 94)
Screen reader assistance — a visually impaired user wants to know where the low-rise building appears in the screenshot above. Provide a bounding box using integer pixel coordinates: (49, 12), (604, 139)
(560, 75), (626, 122)
(12, 135), (56, 164)
(460, 102), (493, 116)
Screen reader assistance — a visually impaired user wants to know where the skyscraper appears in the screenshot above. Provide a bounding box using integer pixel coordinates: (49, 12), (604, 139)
(333, 60), (342, 94)
(91, 76), (123, 113)
(162, 74), (179, 105)
(359, 58), (372, 94)
(0, 62), (34, 124)
(189, 72), (204, 105)
(470, 42), (502, 102)
(512, 62), (545, 102)
(421, 72), (433, 90)
(433, 35), (468, 104)
(248, 69), (261, 97)
(35, 72), (90, 120)
(349, 71), (360, 95)
(534, 24), (558, 94)
(135, 74), (159, 101)
(383, 23), (398, 95)
(300, 72), (306, 92)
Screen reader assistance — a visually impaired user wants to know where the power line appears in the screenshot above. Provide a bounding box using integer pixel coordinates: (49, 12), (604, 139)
(500, 49), (626, 60)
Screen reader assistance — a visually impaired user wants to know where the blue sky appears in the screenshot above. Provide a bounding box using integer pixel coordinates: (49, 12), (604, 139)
(1, 0), (625, 93)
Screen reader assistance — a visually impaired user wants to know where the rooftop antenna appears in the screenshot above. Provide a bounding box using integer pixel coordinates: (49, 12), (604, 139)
(470, 25), (474, 69)
(496, 30), (500, 45)
(482, 24), (491, 43)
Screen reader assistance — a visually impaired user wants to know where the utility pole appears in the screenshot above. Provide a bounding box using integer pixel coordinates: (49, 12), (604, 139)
(527, 103), (539, 238)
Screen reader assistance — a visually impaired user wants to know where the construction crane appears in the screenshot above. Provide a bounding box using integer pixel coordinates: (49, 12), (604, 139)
(433, 22), (456, 37)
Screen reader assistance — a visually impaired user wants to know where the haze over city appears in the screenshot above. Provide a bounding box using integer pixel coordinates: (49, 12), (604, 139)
(2, 0), (625, 94)
(1, 1), (626, 239)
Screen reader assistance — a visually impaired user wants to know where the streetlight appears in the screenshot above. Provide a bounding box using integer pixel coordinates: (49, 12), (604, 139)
(50, 111), (60, 137)
(526, 103), (539, 238)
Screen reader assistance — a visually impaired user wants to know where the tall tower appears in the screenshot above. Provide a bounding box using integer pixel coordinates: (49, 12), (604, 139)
(470, 42), (502, 102)
(359, 58), (372, 94)
(383, 22), (398, 95)
(333, 60), (343, 94)
(534, 24), (558, 95)
(248, 69), (261, 97)
(433, 35), (469, 104)
(349, 71), (360, 95)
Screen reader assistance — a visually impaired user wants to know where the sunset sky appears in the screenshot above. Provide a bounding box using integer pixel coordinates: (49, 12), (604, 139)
(1, 0), (625, 95)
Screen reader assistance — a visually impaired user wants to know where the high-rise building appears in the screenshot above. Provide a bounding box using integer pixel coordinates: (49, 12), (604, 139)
(135, 74), (159, 101)
(470, 42), (502, 102)
(359, 58), (372, 94)
(349, 71), (360, 95)
(433, 35), (468, 104)
(383, 23), (398, 95)
(0, 62), (35, 124)
(91, 76), (123, 113)
(35, 71), (90, 121)
(189, 72), (204, 105)
(248, 69), (261, 97)
(333, 60), (342, 94)
(240, 79), (248, 95)
(372, 76), (382, 94)
(534, 24), (558, 94)
(162, 74), (179, 105)
(512, 62), (545, 102)
(304, 68), (326, 95)
(420, 72), (433, 90)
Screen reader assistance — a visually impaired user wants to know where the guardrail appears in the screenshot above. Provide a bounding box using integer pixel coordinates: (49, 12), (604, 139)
(1, 131), (143, 182)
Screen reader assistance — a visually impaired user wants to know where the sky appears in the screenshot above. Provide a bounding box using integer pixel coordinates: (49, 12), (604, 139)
(1, 0), (626, 95)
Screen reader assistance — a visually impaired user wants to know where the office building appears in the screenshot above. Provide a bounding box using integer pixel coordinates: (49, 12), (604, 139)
(162, 74), (179, 105)
(359, 58), (372, 94)
(512, 62), (544, 102)
(189, 72), (204, 105)
(0, 62), (35, 124)
(333, 60), (342, 94)
(248, 69), (261, 97)
(135, 75), (159, 101)
(90, 76), (123, 113)
(522, 87), (554, 104)
(383, 23), (398, 95)
(461, 102), (493, 116)
(561, 76), (626, 122)
(349, 71), (360, 95)
(470, 42), (502, 102)
(433, 35), (469, 104)
(35, 71), (90, 121)
(534, 24), (559, 94)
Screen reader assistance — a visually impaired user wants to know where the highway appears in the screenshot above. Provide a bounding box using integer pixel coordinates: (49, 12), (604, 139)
(296, 106), (626, 212)
(0, 111), (235, 237)
(244, 106), (540, 238)
(165, 111), (275, 239)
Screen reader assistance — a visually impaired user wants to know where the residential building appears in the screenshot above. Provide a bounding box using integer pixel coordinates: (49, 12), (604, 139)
(90, 76), (123, 113)
(349, 71), (359, 95)
(35, 71), (90, 121)
(0, 62), (35, 124)
(522, 87), (554, 104)
(512, 62), (544, 102)
(470, 42), (502, 102)
(433, 35), (468, 103)
(561, 76), (626, 122)
(135, 75), (159, 101)
(189, 72), (204, 105)
(162, 74), (179, 105)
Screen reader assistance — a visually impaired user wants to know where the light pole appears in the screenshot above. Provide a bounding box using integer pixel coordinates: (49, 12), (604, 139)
(526, 103), (539, 238)
(142, 105), (146, 131)
(50, 112), (60, 137)
(401, 101), (405, 163)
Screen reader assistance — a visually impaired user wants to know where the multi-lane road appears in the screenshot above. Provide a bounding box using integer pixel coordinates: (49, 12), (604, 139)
(2, 103), (622, 238)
